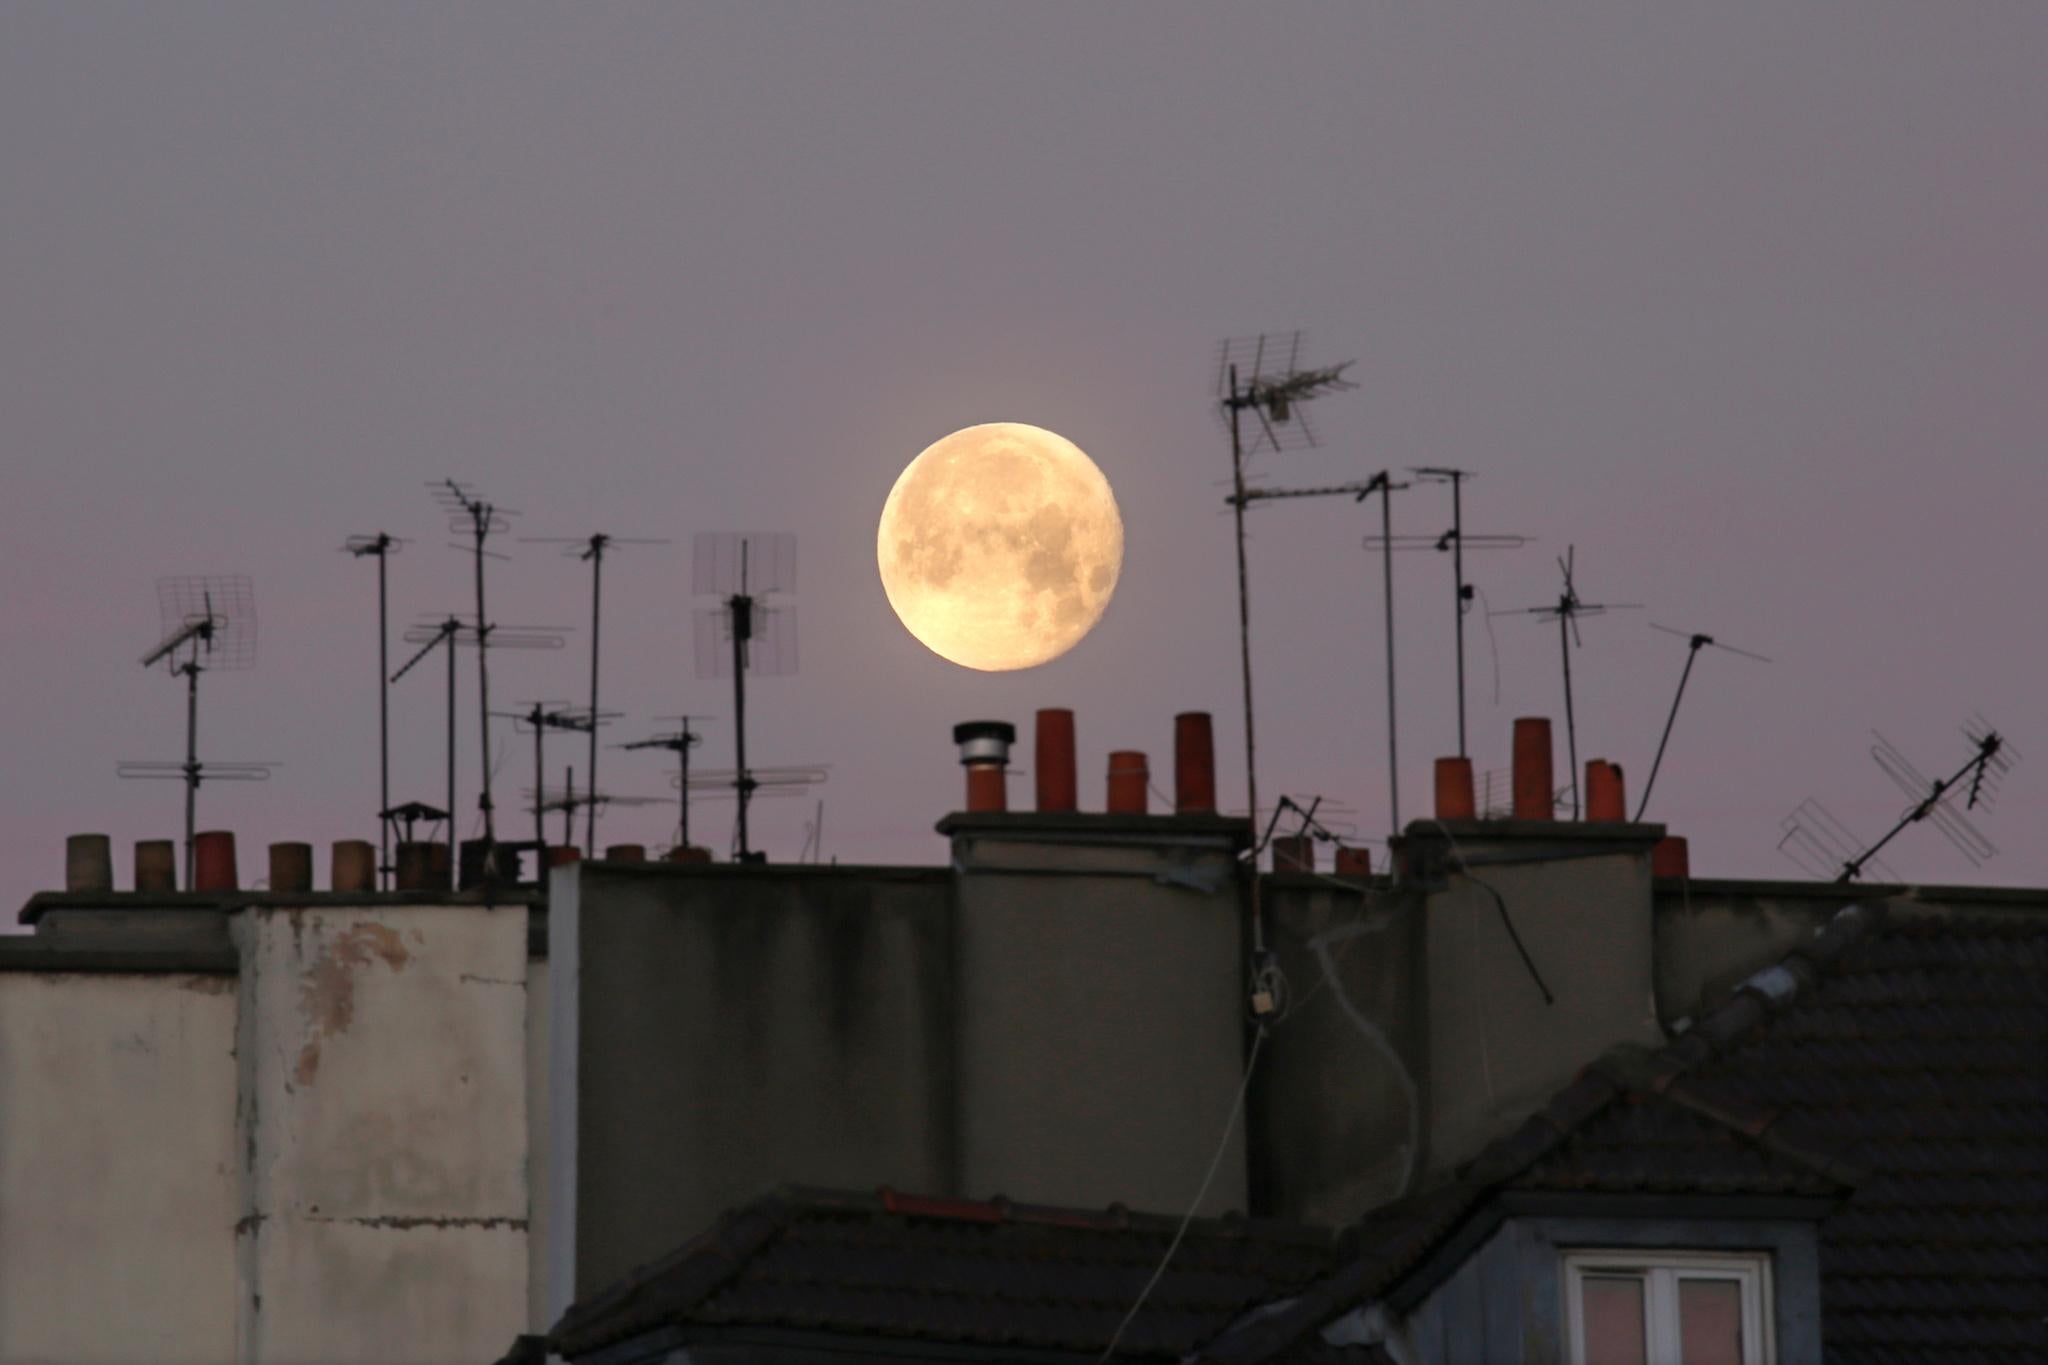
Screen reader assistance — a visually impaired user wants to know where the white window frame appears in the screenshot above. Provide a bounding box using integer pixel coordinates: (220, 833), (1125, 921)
(1562, 1249), (1773, 1365)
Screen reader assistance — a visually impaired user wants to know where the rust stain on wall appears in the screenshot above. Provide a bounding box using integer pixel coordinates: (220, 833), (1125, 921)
(293, 922), (411, 1086)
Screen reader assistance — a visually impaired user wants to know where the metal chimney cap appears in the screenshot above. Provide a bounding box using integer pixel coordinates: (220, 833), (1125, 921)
(953, 720), (1016, 765)
(952, 720), (1017, 746)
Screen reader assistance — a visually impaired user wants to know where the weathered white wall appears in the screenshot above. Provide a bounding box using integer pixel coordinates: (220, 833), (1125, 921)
(0, 971), (240, 1364)
(233, 904), (531, 1364)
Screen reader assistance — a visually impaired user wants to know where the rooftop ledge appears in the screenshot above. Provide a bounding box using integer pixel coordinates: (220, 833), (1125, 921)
(934, 810), (1254, 848)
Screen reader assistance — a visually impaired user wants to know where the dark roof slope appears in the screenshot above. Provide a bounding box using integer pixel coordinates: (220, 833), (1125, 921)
(549, 1185), (1371, 1363)
(1200, 901), (2048, 1363)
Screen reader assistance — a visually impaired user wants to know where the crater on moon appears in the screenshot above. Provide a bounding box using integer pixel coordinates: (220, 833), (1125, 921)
(877, 422), (1124, 671)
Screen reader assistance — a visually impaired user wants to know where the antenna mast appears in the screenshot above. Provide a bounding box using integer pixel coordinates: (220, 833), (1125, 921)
(1231, 473), (1407, 834)
(1214, 333), (1356, 931)
(345, 533), (405, 887)
(693, 533), (798, 861)
(120, 576), (272, 888)
(521, 531), (669, 856)
(620, 717), (710, 852)
(1635, 623), (1771, 819)
(1397, 469), (1528, 758)
(1492, 547), (1641, 818)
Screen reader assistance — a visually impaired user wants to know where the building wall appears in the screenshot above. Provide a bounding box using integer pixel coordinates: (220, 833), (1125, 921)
(553, 864), (956, 1305)
(1253, 878), (1428, 1226)
(232, 903), (531, 1364)
(948, 814), (1250, 1217)
(0, 970), (240, 1364)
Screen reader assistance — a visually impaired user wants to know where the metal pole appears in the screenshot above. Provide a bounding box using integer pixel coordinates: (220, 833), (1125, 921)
(183, 661), (199, 891)
(679, 736), (691, 850)
(586, 541), (603, 857)
(1560, 613), (1579, 819)
(445, 631), (457, 890)
(1450, 476), (1467, 759)
(533, 707), (546, 856)
(1379, 476), (1400, 835)
(1635, 643), (1701, 821)
(1226, 367), (1266, 955)
(562, 766), (574, 848)
(472, 509), (495, 852)
(377, 546), (391, 888)
(732, 596), (750, 859)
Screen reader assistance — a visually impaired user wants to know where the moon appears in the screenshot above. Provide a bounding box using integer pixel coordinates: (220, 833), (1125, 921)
(878, 423), (1124, 671)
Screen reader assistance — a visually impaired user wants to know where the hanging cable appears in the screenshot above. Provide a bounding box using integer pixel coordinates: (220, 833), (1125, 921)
(1096, 1025), (1267, 1363)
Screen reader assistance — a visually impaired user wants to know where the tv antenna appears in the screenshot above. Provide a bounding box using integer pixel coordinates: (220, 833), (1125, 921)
(1230, 472), (1407, 835)
(1376, 469), (1530, 758)
(1784, 719), (2018, 883)
(1635, 623), (1771, 820)
(692, 533), (799, 862)
(618, 716), (711, 852)
(1491, 546), (1641, 818)
(677, 764), (829, 859)
(527, 776), (661, 850)
(1214, 331), (1356, 946)
(430, 478), (526, 877)
(499, 701), (617, 857)
(520, 531), (670, 856)
(119, 575), (273, 888)
(344, 533), (407, 887)
(391, 611), (565, 885)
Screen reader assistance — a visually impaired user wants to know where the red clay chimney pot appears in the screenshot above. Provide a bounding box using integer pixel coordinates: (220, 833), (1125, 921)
(1652, 835), (1690, 878)
(66, 834), (113, 894)
(193, 830), (238, 892)
(1585, 760), (1627, 823)
(1035, 709), (1077, 813)
(1434, 757), (1477, 821)
(1271, 834), (1314, 874)
(135, 840), (177, 893)
(268, 842), (313, 893)
(604, 844), (647, 863)
(1512, 718), (1555, 821)
(1106, 750), (1149, 814)
(1173, 712), (1216, 814)
(330, 840), (376, 894)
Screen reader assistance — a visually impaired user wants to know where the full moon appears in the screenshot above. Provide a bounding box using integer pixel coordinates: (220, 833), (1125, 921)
(878, 423), (1124, 671)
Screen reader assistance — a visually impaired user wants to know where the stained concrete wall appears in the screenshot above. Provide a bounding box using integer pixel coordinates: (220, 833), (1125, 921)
(231, 904), (529, 1363)
(0, 970), (239, 1363)
(551, 863), (955, 1306)
(1253, 878), (1427, 1226)
(946, 813), (1251, 1217)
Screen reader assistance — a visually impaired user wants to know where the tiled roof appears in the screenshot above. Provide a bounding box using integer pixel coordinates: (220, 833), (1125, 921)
(548, 1185), (1369, 1362)
(1199, 901), (2048, 1363)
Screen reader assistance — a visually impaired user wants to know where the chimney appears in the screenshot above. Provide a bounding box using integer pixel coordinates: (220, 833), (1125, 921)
(1652, 836), (1690, 878)
(193, 831), (238, 892)
(1174, 712), (1216, 814)
(548, 846), (583, 867)
(953, 721), (1017, 814)
(604, 844), (647, 863)
(332, 840), (376, 894)
(1434, 757), (1477, 821)
(1106, 751), (1149, 814)
(269, 842), (313, 893)
(1035, 709), (1077, 813)
(1511, 717), (1554, 820)
(395, 841), (447, 892)
(1271, 834), (1314, 874)
(65, 834), (113, 893)
(1585, 760), (1627, 823)
(1334, 846), (1373, 876)
(665, 846), (711, 864)
(135, 840), (176, 893)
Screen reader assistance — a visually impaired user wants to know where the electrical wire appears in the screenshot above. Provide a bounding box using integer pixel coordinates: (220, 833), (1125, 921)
(1096, 1025), (1267, 1363)
(1420, 817), (1554, 1006)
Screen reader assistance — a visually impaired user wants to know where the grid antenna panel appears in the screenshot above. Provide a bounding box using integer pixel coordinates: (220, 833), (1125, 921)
(693, 532), (796, 597)
(692, 604), (798, 678)
(153, 575), (258, 672)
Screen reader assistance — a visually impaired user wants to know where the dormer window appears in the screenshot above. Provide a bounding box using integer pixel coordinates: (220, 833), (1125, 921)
(1564, 1250), (1772, 1365)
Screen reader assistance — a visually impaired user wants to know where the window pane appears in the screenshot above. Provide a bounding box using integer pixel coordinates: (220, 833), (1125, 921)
(1679, 1277), (1745, 1365)
(1582, 1275), (1648, 1365)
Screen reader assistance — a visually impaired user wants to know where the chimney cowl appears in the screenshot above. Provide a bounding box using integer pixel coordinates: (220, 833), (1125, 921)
(953, 720), (1017, 763)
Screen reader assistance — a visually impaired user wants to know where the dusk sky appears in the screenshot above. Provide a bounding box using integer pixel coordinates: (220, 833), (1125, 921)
(3, 4), (2043, 910)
